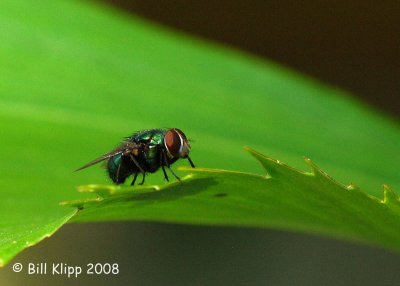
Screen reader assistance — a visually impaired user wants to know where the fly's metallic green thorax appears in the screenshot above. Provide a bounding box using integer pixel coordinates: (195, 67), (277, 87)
(125, 129), (168, 173)
(76, 128), (195, 186)
(129, 129), (167, 145)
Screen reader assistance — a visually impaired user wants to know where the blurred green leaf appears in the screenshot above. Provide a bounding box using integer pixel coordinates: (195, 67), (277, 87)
(0, 0), (399, 266)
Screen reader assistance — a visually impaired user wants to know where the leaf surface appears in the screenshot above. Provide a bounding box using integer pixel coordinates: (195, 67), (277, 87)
(64, 147), (400, 252)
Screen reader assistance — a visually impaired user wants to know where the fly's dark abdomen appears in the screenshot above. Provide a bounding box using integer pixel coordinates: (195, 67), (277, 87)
(107, 154), (136, 184)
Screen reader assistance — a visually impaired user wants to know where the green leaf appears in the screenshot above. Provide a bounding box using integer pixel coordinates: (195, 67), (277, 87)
(1, 0), (400, 266)
(0, 212), (76, 267)
(63, 147), (400, 252)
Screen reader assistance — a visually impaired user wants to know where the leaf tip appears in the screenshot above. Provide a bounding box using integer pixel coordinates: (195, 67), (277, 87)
(60, 197), (103, 208)
(304, 157), (330, 179)
(78, 184), (121, 197)
(303, 157), (318, 173)
(244, 146), (280, 177)
(383, 184), (399, 205)
(244, 146), (262, 159)
(245, 146), (308, 179)
(346, 183), (360, 191)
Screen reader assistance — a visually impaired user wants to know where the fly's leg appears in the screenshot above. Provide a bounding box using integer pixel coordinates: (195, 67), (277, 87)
(127, 154), (145, 173)
(140, 173), (146, 185)
(162, 150), (180, 181)
(116, 163), (122, 183)
(128, 154), (146, 185)
(187, 156), (195, 168)
(130, 173), (145, 186)
(160, 152), (169, 181)
(131, 173), (138, 186)
(161, 165), (169, 182)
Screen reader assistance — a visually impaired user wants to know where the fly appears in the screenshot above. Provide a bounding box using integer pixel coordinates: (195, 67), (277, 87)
(76, 128), (195, 186)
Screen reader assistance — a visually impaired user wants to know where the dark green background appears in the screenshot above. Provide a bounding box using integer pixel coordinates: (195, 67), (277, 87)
(2, 1), (400, 285)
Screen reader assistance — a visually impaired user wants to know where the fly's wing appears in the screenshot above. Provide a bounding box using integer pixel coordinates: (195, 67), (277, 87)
(75, 141), (141, 172)
(74, 149), (124, 171)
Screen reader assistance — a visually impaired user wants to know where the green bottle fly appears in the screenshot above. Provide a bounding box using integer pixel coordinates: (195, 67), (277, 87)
(76, 128), (195, 185)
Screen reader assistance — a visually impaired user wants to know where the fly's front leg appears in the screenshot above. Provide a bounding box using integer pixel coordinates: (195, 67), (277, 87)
(162, 149), (180, 181)
(160, 152), (169, 182)
(187, 156), (195, 168)
(161, 166), (169, 182)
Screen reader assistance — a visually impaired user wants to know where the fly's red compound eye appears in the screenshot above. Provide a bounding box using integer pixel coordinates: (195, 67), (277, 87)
(174, 128), (187, 140)
(164, 129), (182, 157)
